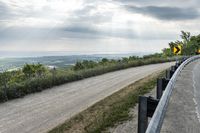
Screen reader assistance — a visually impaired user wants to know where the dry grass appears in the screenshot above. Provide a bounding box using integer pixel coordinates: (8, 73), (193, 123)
(49, 71), (165, 133)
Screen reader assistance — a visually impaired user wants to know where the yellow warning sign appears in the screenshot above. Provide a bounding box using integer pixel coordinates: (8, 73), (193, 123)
(197, 49), (200, 54)
(173, 45), (182, 55)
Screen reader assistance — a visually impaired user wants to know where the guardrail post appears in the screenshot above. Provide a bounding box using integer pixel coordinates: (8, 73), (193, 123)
(166, 70), (170, 79)
(138, 96), (148, 133)
(171, 66), (175, 71)
(175, 63), (179, 70)
(169, 66), (176, 78)
(146, 56), (200, 133)
(147, 97), (159, 117)
(162, 78), (170, 89)
(166, 68), (175, 79)
(170, 70), (174, 78)
(138, 96), (159, 133)
(138, 58), (186, 133)
(157, 78), (163, 99)
(157, 78), (169, 99)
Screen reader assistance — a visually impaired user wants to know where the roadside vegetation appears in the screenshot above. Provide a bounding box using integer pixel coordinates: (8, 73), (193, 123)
(0, 54), (175, 102)
(162, 31), (200, 56)
(49, 70), (164, 133)
(1, 30), (198, 102)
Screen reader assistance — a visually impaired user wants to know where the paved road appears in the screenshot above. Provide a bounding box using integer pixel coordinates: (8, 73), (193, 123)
(0, 62), (174, 133)
(161, 59), (200, 133)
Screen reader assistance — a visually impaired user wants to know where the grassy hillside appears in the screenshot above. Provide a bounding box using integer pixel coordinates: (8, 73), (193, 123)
(0, 54), (176, 102)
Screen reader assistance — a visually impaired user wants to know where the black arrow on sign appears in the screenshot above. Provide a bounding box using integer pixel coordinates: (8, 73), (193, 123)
(174, 46), (180, 54)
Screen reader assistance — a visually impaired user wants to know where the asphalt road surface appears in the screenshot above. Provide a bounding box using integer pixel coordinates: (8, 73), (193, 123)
(0, 62), (174, 133)
(161, 59), (200, 133)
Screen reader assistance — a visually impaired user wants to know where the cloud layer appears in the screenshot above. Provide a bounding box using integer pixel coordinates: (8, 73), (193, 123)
(125, 6), (199, 20)
(0, 0), (200, 54)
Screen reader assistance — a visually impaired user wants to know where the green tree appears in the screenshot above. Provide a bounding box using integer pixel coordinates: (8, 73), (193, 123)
(122, 57), (129, 63)
(22, 64), (35, 77)
(100, 58), (109, 65)
(74, 62), (84, 70)
(34, 63), (46, 77)
(22, 64), (46, 77)
(129, 56), (139, 61)
(0, 71), (10, 100)
(162, 48), (172, 57)
(82, 60), (97, 69)
(167, 31), (195, 55)
(181, 31), (191, 46)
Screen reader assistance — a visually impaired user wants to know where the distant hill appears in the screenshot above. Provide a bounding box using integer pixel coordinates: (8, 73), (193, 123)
(0, 53), (150, 72)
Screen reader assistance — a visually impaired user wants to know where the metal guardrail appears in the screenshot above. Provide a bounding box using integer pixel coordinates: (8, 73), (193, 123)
(146, 55), (200, 133)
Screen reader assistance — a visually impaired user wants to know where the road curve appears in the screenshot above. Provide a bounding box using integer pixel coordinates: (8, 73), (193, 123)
(0, 62), (174, 133)
(161, 59), (200, 133)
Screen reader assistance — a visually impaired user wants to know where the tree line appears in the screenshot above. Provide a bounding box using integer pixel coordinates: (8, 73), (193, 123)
(162, 31), (200, 56)
(0, 54), (175, 102)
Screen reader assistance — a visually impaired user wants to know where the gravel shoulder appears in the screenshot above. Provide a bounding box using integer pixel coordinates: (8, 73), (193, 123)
(108, 85), (156, 133)
(0, 62), (174, 133)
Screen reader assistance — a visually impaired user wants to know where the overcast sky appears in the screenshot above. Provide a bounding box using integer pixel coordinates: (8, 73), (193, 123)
(0, 0), (200, 55)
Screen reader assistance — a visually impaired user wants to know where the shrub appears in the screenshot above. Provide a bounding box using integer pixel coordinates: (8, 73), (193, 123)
(0, 87), (7, 102)
(0, 56), (177, 102)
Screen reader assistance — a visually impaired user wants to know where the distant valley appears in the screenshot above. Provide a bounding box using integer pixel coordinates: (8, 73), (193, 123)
(0, 53), (147, 72)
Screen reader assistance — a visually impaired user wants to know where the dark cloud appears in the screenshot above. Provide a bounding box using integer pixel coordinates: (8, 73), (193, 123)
(115, 0), (199, 7)
(0, 25), (101, 41)
(0, 24), (175, 42)
(0, 26), (130, 41)
(0, 0), (190, 43)
(125, 5), (200, 20)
